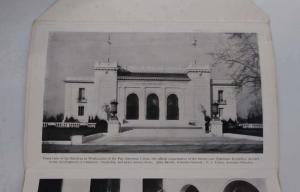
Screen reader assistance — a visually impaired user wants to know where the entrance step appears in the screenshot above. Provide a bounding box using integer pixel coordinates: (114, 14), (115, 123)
(122, 126), (202, 130)
(118, 128), (206, 138)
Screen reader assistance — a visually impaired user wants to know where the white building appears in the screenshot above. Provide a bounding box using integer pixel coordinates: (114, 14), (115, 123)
(64, 61), (237, 128)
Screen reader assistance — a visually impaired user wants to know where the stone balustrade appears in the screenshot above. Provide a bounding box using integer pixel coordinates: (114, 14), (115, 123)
(239, 123), (263, 129)
(42, 122), (96, 128)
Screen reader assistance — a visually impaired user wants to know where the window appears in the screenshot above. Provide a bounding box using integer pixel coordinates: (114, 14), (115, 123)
(78, 106), (84, 116)
(146, 94), (159, 120)
(218, 90), (224, 102)
(126, 93), (139, 120)
(219, 108), (224, 118)
(167, 94), (179, 120)
(78, 88), (86, 102)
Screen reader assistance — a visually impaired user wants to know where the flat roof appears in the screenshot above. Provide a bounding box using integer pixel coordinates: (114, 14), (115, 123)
(211, 79), (236, 86)
(64, 77), (94, 83)
(117, 72), (190, 81)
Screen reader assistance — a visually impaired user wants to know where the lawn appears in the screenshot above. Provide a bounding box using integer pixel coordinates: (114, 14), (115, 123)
(223, 128), (263, 137)
(42, 127), (104, 141)
(42, 143), (263, 153)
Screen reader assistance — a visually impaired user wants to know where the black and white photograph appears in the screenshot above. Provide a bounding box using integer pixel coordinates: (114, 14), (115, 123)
(37, 178), (266, 192)
(42, 32), (263, 153)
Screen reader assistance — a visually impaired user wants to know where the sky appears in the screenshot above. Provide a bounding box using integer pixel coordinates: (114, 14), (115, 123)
(44, 32), (260, 118)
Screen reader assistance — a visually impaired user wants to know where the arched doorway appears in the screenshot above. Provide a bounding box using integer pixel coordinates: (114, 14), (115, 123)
(146, 94), (159, 120)
(181, 185), (199, 192)
(223, 180), (259, 192)
(126, 93), (139, 120)
(167, 94), (179, 120)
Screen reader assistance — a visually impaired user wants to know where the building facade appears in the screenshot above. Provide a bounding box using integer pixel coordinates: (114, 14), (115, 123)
(64, 61), (237, 128)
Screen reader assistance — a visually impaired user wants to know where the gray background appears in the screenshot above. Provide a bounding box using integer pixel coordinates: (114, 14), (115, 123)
(0, 0), (299, 191)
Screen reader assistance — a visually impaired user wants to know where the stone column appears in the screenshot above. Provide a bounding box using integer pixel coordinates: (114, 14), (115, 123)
(117, 87), (125, 122)
(179, 89), (184, 121)
(140, 87), (146, 120)
(159, 87), (166, 121)
(107, 119), (121, 136)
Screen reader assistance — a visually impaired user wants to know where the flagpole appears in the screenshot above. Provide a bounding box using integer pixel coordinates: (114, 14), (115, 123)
(192, 36), (198, 65)
(107, 33), (112, 63)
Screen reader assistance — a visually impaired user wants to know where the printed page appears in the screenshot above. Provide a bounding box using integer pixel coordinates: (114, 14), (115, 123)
(23, 0), (280, 191)
(25, 22), (277, 170)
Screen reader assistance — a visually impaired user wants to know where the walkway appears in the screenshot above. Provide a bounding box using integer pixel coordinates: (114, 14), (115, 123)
(42, 128), (263, 153)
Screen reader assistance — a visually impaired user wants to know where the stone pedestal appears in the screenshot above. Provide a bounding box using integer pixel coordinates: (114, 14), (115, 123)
(71, 135), (83, 145)
(211, 120), (223, 136)
(108, 119), (121, 135)
(194, 121), (204, 128)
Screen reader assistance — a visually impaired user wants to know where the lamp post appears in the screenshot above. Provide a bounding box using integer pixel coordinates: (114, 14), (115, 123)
(107, 99), (120, 135)
(211, 102), (219, 120)
(110, 99), (118, 120)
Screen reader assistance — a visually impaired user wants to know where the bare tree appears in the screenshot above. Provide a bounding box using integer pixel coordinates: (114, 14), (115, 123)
(210, 33), (261, 94)
(247, 98), (263, 123)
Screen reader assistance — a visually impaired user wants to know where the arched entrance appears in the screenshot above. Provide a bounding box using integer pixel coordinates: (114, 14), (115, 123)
(223, 180), (259, 192)
(167, 94), (179, 120)
(181, 185), (199, 192)
(126, 93), (139, 120)
(146, 94), (159, 120)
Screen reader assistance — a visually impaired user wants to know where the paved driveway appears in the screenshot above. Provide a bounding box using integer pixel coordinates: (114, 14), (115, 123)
(42, 129), (263, 153)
